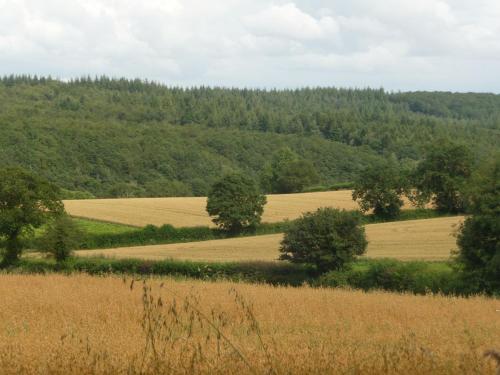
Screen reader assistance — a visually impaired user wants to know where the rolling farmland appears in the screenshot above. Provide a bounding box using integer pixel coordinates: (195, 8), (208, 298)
(77, 216), (464, 262)
(1, 274), (498, 374)
(64, 190), (416, 227)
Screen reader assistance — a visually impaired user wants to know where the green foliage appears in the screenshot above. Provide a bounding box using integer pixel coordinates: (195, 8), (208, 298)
(38, 215), (82, 261)
(456, 156), (500, 292)
(5, 257), (314, 286)
(352, 160), (408, 219)
(0, 168), (63, 264)
(207, 174), (267, 233)
(280, 208), (367, 272)
(1, 76), (498, 198)
(411, 140), (474, 213)
(462, 155), (500, 217)
(317, 260), (472, 295)
(59, 189), (95, 200)
(263, 148), (320, 193)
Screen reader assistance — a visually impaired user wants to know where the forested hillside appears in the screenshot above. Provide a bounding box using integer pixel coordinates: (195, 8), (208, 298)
(1, 75), (498, 197)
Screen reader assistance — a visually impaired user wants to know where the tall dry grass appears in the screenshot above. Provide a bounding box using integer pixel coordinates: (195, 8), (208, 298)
(0, 274), (499, 374)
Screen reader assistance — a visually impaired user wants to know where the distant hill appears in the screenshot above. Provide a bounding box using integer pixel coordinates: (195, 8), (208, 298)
(1, 75), (498, 197)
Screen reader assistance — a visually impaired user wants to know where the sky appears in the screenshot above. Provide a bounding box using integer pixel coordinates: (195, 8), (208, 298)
(1, 0), (499, 92)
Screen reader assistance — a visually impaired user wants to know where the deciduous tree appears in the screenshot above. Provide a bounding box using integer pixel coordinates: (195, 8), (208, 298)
(352, 160), (408, 219)
(455, 156), (500, 292)
(206, 173), (267, 233)
(279, 208), (367, 273)
(411, 140), (473, 213)
(0, 168), (63, 264)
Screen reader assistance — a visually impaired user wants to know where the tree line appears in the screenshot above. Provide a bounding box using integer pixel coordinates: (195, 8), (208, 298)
(1, 75), (498, 197)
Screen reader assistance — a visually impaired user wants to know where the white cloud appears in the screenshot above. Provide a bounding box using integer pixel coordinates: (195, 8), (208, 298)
(245, 3), (339, 41)
(0, 0), (499, 91)
(295, 42), (413, 73)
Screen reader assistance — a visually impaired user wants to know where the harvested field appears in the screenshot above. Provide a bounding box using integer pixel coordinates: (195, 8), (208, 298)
(64, 190), (416, 227)
(77, 233), (282, 262)
(1, 274), (498, 375)
(77, 216), (464, 262)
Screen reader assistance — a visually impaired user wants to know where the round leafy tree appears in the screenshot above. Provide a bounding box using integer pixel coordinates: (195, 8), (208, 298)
(352, 160), (408, 219)
(206, 173), (267, 233)
(0, 167), (63, 264)
(412, 140), (473, 213)
(455, 157), (499, 292)
(279, 208), (367, 273)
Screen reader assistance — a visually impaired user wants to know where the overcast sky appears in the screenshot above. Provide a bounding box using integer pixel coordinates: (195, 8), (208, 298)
(1, 0), (499, 92)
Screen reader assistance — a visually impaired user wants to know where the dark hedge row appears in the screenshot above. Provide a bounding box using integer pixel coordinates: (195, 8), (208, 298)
(4, 257), (314, 286)
(4, 257), (495, 296)
(28, 221), (292, 250)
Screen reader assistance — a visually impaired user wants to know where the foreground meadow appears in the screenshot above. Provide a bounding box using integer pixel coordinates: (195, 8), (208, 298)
(64, 190), (416, 227)
(1, 274), (499, 374)
(77, 216), (463, 262)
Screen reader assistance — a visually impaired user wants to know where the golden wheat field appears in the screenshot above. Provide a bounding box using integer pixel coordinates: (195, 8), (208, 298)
(64, 190), (416, 227)
(77, 216), (463, 262)
(1, 274), (498, 375)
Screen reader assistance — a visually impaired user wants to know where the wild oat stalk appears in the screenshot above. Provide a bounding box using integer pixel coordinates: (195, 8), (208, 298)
(136, 278), (260, 375)
(484, 350), (500, 375)
(229, 287), (277, 375)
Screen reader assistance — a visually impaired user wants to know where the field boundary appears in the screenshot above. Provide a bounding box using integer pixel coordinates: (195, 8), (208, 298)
(56, 209), (457, 251)
(3, 257), (482, 296)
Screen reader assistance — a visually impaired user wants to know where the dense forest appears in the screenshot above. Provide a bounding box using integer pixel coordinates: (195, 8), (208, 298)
(0, 75), (498, 197)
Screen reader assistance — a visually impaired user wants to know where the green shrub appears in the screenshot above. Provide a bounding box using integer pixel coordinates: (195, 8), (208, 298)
(280, 208), (367, 273)
(38, 215), (82, 262)
(317, 259), (471, 295)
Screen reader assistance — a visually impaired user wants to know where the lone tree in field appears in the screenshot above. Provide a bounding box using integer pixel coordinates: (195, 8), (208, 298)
(412, 140), (473, 213)
(206, 173), (267, 233)
(38, 214), (82, 262)
(0, 168), (63, 264)
(455, 156), (500, 292)
(280, 208), (367, 273)
(352, 160), (408, 219)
